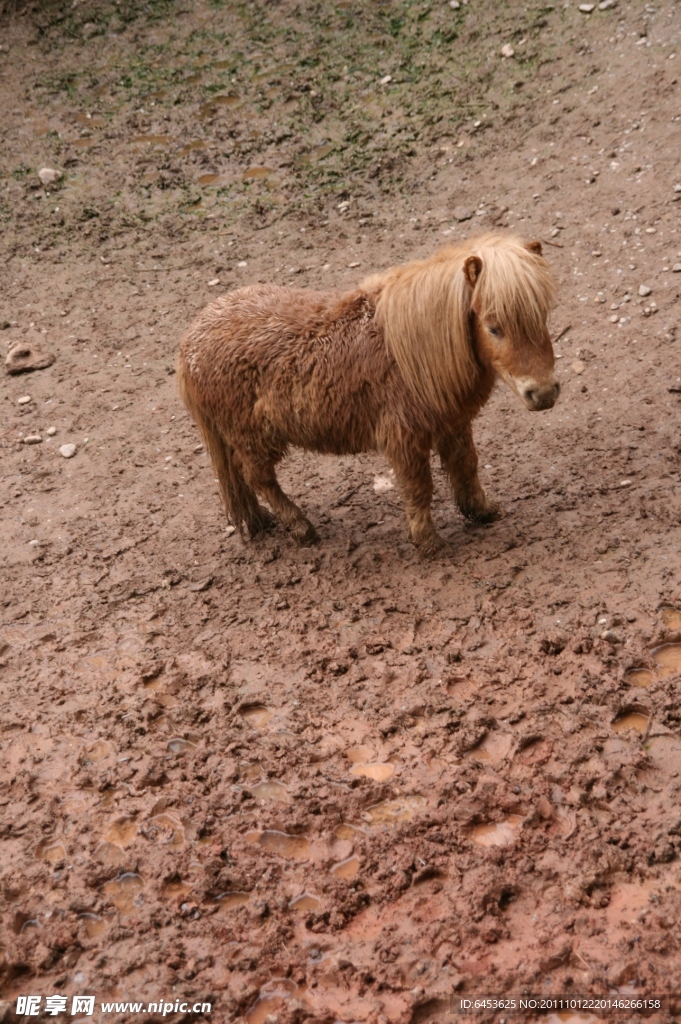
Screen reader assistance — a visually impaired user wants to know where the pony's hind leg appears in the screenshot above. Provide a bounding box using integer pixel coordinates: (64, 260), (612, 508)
(243, 456), (319, 545)
(438, 426), (502, 523)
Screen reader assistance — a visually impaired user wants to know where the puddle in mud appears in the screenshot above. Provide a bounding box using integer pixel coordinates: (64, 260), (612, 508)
(625, 668), (654, 688)
(79, 912), (106, 938)
(102, 872), (144, 914)
(288, 892), (321, 912)
(242, 166), (274, 181)
(651, 643), (681, 679)
(471, 815), (523, 848)
(246, 830), (310, 859)
(295, 143), (333, 166)
(63, 791), (89, 815)
(198, 173), (221, 185)
(239, 705), (271, 728)
(331, 855), (360, 879)
(36, 841), (66, 864)
(246, 980), (309, 1024)
(84, 739), (114, 762)
(105, 817), (137, 847)
(94, 842), (127, 869)
(215, 891), (250, 910)
(200, 96), (241, 118)
(362, 795), (426, 825)
(465, 732), (513, 763)
(346, 745), (375, 764)
(350, 762), (394, 781)
(147, 813), (185, 846)
(250, 780), (288, 802)
(167, 737), (197, 753)
(178, 140), (206, 157)
(131, 134), (171, 146)
(612, 711), (649, 734)
(334, 822), (366, 840)
(661, 605), (681, 630)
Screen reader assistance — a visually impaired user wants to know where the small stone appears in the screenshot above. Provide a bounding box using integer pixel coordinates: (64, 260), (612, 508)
(18, 395), (32, 405)
(638, 284), (652, 296)
(579, 3), (595, 11)
(38, 167), (63, 187)
(601, 629), (620, 643)
(449, 0), (460, 7)
(6, 343), (56, 376)
(591, 249), (602, 257)
(571, 360), (585, 375)
(59, 443), (77, 459)
(28, 539), (40, 547)
(81, 22), (99, 39)
(609, 314), (619, 323)
(452, 207), (473, 222)
(598, 0), (616, 8)
(23, 434), (42, 445)
(500, 44), (515, 58)
(672, 263), (681, 272)
(380, 74), (392, 85)
(207, 278), (220, 287)
(237, 261), (248, 268)
(348, 261), (361, 268)
(224, 525), (236, 537)
(46, 426), (57, 436)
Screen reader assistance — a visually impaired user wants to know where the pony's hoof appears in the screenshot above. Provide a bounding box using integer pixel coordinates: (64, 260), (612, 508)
(292, 519), (320, 546)
(464, 501), (503, 524)
(416, 534), (452, 559)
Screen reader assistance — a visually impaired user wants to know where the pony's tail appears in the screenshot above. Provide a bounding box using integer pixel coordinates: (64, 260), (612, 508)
(177, 353), (267, 537)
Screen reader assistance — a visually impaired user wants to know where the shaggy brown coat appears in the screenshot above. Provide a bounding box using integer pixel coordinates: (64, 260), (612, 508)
(178, 233), (559, 555)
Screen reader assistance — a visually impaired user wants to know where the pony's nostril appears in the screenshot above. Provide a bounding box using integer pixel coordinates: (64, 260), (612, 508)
(524, 388), (536, 405)
(553, 381), (561, 398)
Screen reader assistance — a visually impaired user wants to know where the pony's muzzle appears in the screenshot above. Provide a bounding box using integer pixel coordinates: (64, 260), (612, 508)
(522, 380), (560, 411)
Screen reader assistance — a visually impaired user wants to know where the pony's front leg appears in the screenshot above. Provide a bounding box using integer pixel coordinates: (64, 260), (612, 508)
(387, 446), (448, 556)
(438, 426), (502, 524)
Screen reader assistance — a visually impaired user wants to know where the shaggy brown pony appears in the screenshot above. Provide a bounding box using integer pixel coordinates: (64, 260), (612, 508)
(178, 233), (559, 556)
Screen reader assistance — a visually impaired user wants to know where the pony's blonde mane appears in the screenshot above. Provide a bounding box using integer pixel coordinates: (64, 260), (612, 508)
(366, 233), (556, 417)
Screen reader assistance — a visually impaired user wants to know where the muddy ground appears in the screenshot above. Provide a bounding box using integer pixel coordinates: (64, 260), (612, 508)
(1, 0), (681, 1021)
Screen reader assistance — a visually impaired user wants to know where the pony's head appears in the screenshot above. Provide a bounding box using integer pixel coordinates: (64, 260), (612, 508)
(463, 237), (559, 411)
(372, 233), (559, 418)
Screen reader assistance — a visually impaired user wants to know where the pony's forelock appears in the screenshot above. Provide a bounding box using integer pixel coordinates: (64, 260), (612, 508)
(369, 233), (556, 418)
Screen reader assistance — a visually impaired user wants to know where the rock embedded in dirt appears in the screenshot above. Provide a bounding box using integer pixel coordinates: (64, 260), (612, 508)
(6, 343), (56, 375)
(18, 395), (31, 404)
(579, 3), (595, 11)
(59, 443), (77, 459)
(599, 0), (616, 8)
(38, 167), (63, 187)
(23, 435), (42, 445)
(638, 284), (652, 296)
(571, 360), (585, 374)
(500, 44), (515, 58)
(452, 207), (473, 222)
(46, 427), (57, 436)
(672, 263), (681, 272)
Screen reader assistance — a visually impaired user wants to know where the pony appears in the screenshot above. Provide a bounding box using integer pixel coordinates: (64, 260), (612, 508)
(178, 233), (559, 556)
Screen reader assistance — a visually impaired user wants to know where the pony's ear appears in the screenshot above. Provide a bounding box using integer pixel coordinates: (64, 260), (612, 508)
(526, 240), (543, 255)
(463, 255), (482, 288)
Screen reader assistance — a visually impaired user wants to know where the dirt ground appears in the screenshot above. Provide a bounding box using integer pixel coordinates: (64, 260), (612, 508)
(1, 0), (681, 1021)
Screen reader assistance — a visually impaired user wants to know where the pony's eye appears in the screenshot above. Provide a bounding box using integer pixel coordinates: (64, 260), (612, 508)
(488, 326), (502, 338)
